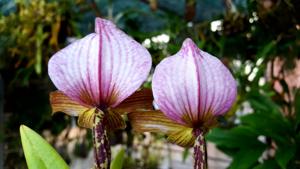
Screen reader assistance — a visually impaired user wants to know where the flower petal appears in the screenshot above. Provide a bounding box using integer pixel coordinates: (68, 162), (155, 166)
(50, 91), (89, 116)
(105, 110), (126, 130)
(48, 18), (152, 108)
(78, 108), (96, 129)
(152, 38), (237, 127)
(128, 110), (195, 147)
(167, 127), (195, 147)
(112, 89), (154, 114)
(78, 108), (126, 130)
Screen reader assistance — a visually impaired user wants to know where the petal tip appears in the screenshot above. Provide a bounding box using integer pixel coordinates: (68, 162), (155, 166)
(182, 38), (194, 46)
(95, 17), (115, 33)
(180, 38), (201, 56)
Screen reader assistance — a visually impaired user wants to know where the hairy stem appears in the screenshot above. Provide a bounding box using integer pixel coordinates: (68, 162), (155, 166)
(92, 110), (111, 169)
(193, 130), (207, 169)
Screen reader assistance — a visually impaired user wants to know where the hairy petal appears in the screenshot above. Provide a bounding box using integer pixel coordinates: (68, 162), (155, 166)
(128, 110), (195, 147)
(48, 18), (152, 108)
(50, 91), (89, 116)
(152, 38), (237, 127)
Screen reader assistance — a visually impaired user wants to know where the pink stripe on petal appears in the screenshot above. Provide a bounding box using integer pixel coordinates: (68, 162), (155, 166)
(95, 18), (152, 108)
(152, 38), (237, 127)
(152, 39), (201, 126)
(48, 18), (152, 108)
(195, 50), (237, 116)
(49, 34), (100, 106)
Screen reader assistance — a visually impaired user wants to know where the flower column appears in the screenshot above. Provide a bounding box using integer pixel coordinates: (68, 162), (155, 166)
(93, 110), (111, 168)
(193, 129), (206, 169)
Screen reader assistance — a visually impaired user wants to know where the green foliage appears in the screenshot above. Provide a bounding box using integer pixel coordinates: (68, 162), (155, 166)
(110, 148), (125, 169)
(20, 125), (69, 169)
(0, 0), (81, 85)
(182, 148), (190, 163)
(295, 90), (300, 125)
(229, 147), (266, 169)
(253, 160), (280, 169)
(201, 1), (300, 168)
(207, 91), (300, 169)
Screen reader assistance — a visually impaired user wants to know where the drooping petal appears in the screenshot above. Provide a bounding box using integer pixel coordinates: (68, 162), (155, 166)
(50, 91), (89, 116)
(128, 110), (195, 147)
(48, 18), (152, 108)
(112, 89), (154, 114)
(152, 38), (237, 127)
(105, 110), (126, 130)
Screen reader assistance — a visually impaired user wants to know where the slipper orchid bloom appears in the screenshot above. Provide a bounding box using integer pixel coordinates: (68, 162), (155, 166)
(48, 18), (152, 169)
(129, 38), (237, 169)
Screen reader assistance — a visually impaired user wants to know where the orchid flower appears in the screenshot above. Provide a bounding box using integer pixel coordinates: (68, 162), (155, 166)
(48, 18), (152, 169)
(128, 38), (237, 169)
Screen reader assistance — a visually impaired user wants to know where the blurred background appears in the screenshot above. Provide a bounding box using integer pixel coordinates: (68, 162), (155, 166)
(0, 0), (300, 168)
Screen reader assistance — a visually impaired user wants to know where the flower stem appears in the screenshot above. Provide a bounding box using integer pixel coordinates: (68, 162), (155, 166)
(193, 130), (207, 169)
(92, 110), (111, 169)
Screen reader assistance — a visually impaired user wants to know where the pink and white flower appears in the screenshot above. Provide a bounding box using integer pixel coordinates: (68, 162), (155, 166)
(129, 38), (237, 169)
(48, 17), (152, 169)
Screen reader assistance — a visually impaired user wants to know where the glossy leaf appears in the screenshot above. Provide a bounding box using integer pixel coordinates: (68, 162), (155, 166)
(20, 125), (69, 169)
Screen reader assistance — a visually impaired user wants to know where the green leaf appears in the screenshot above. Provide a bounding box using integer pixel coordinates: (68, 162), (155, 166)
(229, 146), (265, 169)
(20, 125), (69, 169)
(182, 148), (190, 163)
(206, 126), (262, 149)
(241, 112), (292, 144)
(253, 160), (280, 169)
(257, 40), (276, 58)
(241, 93), (293, 143)
(295, 90), (300, 125)
(110, 148), (125, 169)
(247, 92), (280, 113)
(34, 24), (48, 75)
(275, 144), (296, 169)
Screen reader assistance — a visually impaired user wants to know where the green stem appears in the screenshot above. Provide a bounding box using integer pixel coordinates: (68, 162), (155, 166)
(193, 130), (207, 169)
(92, 110), (111, 169)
